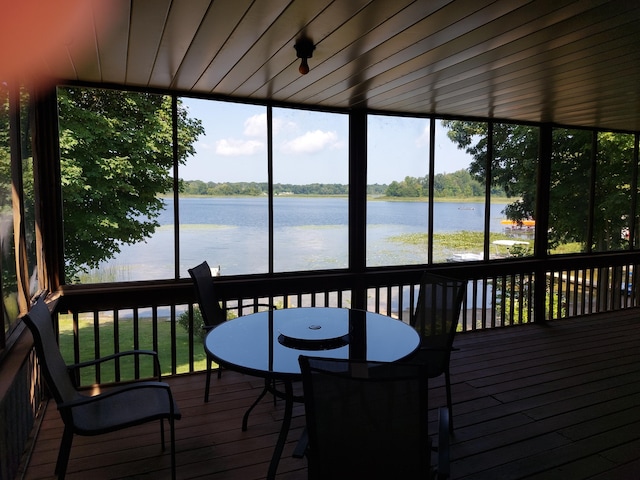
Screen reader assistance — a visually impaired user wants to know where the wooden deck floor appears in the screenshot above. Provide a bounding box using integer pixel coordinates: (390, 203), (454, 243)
(20, 310), (640, 479)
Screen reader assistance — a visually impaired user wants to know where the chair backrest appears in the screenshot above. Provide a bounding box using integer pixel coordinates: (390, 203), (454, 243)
(21, 298), (79, 406)
(188, 261), (226, 327)
(299, 356), (431, 479)
(412, 272), (466, 351)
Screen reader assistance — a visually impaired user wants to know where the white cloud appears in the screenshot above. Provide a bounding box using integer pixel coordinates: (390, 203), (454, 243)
(281, 130), (340, 154)
(416, 124), (430, 148)
(243, 113), (296, 138)
(196, 140), (214, 151)
(273, 116), (298, 135)
(215, 138), (264, 156)
(243, 113), (267, 137)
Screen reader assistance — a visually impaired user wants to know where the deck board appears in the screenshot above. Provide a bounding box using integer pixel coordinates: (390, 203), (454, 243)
(20, 310), (640, 479)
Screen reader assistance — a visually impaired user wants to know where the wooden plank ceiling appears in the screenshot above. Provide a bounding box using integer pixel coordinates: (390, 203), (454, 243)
(44, 0), (640, 131)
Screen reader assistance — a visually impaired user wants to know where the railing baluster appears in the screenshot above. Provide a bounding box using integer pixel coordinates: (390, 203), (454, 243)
(170, 305), (177, 376)
(577, 268), (584, 314)
(114, 309), (121, 382)
(490, 278), (496, 329)
(551, 271), (557, 320)
(152, 305), (159, 366)
(572, 268), (580, 316)
(186, 304), (194, 373)
(470, 279), (478, 331)
(93, 310), (100, 384)
(527, 273), (533, 323)
(133, 308), (140, 378)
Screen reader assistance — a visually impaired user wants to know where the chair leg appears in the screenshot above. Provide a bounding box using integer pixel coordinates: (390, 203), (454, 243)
(205, 357), (212, 402)
(437, 407), (451, 479)
(55, 426), (74, 480)
(160, 415), (177, 479)
(292, 427), (308, 458)
(444, 370), (454, 433)
(160, 418), (166, 450)
(272, 379), (277, 406)
(169, 417), (177, 480)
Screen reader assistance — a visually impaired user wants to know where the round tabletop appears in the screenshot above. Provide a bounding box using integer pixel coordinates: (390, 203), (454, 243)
(204, 307), (420, 379)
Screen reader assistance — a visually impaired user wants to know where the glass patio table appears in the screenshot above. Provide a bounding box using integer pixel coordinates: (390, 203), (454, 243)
(204, 307), (421, 479)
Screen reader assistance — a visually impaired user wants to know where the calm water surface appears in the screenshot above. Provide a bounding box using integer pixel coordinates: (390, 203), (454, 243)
(101, 197), (508, 281)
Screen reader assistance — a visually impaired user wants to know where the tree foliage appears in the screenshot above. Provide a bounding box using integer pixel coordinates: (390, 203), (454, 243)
(386, 175), (424, 197)
(58, 88), (203, 280)
(442, 121), (539, 219)
(442, 120), (636, 251)
(180, 181), (353, 196)
(179, 172), (491, 199)
(385, 170), (493, 198)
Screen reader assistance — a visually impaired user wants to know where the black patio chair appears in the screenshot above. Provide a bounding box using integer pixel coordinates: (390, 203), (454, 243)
(408, 272), (466, 433)
(21, 297), (181, 480)
(298, 356), (450, 479)
(188, 260), (276, 402)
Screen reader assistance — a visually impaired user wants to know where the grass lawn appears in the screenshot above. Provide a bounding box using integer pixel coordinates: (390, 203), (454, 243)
(57, 312), (209, 386)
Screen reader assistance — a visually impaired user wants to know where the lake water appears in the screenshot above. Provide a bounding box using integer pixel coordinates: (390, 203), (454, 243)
(98, 197), (510, 282)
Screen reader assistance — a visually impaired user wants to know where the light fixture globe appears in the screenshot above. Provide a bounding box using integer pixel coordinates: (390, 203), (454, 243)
(294, 37), (315, 75)
(298, 57), (310, 75)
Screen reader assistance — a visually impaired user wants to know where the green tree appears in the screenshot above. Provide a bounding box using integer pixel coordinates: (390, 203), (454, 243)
(186, 179), (208, 195)
(58, 88), (203, 281)
(548, 128), (592, 250)
(443, 121), (539, 221)
(442, 121), (634, 251)
(591, 132), (635, 251)
(386, 175), (424, 197)
(384, 171), (487, 198)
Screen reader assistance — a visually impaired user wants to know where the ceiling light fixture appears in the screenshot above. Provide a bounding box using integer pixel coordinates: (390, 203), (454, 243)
(294, 37), (315, 75)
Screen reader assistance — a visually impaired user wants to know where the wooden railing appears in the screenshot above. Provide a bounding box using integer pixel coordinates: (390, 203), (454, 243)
(53, 255), (640, 387)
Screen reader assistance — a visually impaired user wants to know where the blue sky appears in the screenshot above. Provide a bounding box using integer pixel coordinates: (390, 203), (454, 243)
(179, 97), (473, 184)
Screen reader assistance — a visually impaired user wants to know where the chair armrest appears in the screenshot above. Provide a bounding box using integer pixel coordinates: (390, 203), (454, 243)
(68, 350), (162, 380)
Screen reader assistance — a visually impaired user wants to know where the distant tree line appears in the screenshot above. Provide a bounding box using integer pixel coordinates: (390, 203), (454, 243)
(387, 170), (505, 198)
(180, 180), (352, 196)
(181, 170), (498, 197)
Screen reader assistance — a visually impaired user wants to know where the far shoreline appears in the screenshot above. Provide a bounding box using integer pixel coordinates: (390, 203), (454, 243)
(163, 193), (513, 204)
